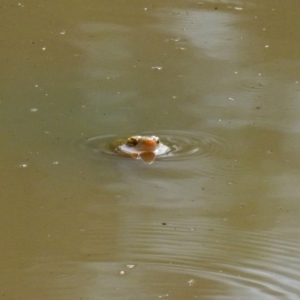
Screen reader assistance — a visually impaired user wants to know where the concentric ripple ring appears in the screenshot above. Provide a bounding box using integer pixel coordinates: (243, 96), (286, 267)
(79, 130), (228, 163)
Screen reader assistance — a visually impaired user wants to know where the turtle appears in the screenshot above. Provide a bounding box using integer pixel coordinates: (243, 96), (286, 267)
(113, 135), (169, 164)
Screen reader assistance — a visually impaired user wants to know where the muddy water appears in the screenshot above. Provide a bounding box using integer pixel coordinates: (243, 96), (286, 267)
(1, 0), (300, 299)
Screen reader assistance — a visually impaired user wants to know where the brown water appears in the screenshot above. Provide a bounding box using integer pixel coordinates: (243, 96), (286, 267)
(1, 0), (300, 299)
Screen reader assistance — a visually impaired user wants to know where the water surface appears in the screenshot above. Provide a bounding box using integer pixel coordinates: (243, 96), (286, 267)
(1, 0), (300, 299)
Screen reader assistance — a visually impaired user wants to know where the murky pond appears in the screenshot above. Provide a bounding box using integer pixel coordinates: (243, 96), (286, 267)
(1, 0), (300, 299)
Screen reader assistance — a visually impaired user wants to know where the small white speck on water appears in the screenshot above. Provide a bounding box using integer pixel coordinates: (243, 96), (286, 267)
(158, 294), (169, 298)
(172, 38), (180, 42)
(19, 164), (28, 168)
(152, 66), (163, 70)
(60, 30), (66, 35)
(30, 108), (38, 112)
(188, 279), (195, 286)
(42, 47), (46, 51)
(119, 270), (125, 275)
(126, 264), (136, 269)
(229, 97), (234, 101)
(265, 45), (269, 48)
(53, 161), (59, 165)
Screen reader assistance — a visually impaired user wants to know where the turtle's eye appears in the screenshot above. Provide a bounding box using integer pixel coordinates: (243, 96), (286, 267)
(127, 136), (139, 146)
(152, 136), (159, 144)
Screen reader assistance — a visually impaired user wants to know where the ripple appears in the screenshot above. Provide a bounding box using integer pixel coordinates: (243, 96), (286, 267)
(233, 73), (270, 95)
(78, 130), (228, 163)
(80, 212), (300, 299)
(122, 223), (300, 298)
(74, 130), (260, 178)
